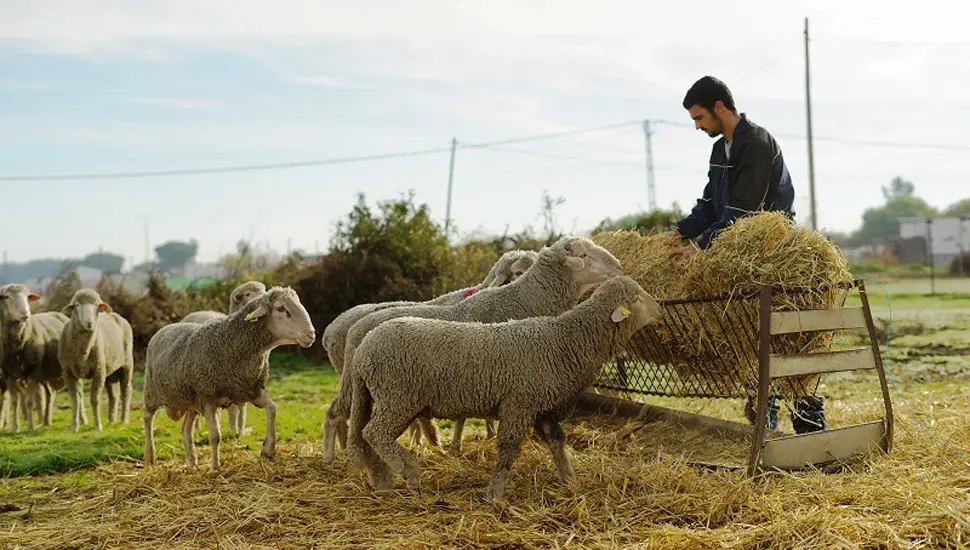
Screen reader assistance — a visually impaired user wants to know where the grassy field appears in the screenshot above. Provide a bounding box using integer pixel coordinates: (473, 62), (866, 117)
(0, 277), (968, 548)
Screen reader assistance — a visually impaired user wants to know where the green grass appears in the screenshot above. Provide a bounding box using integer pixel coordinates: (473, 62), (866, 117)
(0, 352), (340, 477)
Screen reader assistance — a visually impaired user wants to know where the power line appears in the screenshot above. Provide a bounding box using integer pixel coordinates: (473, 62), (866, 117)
(813, 35), (970, 48)
(0, 120), (641, 182)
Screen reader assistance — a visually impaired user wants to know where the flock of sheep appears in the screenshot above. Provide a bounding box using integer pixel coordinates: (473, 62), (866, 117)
(0, 235), (663, 502)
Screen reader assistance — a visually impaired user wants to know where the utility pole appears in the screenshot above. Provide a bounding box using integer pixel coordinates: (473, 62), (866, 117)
(926, 217), (936, 296)
(444, 137), (458, 236)
(804, 17), (818, 231)
(642, 120), (657, 212)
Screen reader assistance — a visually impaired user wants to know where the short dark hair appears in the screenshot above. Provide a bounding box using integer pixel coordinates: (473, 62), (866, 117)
(682, 76), (736, 113)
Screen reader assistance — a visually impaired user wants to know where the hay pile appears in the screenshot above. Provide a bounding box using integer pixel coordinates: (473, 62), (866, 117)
(0, 405), (966, 549)
(592, 213), (854, 398)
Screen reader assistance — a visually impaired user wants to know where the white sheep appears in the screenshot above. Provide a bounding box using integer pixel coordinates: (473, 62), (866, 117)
(0, 284), (69, 432)
(143, 286), (316, 472)
(58, 289), (135, 432)
(346, 275), (662, 501)
(320, 249), (538, 451)
(321, 236), (622, 463)
(179, 280), (268, 435)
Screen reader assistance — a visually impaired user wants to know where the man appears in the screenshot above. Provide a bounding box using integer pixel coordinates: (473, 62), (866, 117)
(669, 75), (826, 434)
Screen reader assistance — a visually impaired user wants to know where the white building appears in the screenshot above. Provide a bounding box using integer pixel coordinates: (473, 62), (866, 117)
(899, 216), (970, 266)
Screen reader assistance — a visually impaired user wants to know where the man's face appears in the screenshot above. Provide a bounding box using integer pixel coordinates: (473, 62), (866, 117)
(687, 104), (723, 138)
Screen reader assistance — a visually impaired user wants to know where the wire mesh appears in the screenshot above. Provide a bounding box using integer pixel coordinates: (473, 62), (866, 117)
(594, 284), (855, 402)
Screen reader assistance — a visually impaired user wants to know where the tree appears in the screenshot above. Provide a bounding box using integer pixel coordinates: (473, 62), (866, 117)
(154, 239), (199, 271)
(853, 195), (937, 244)
(943, 198), (970, 219)
(882, 176), (915, 200)
(79, 251), (125, 275)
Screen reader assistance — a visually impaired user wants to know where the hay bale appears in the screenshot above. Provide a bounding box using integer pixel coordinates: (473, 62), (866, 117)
(595, 213), (853, 400)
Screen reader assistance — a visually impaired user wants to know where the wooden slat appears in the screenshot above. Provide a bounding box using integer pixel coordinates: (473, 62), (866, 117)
(769, 348), (876, 379)
(762, 421), (887, 470)
(770, 307), (868, 335)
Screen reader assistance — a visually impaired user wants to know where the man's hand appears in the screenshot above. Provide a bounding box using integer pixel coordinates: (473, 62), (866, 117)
(669, 245), (698, 261)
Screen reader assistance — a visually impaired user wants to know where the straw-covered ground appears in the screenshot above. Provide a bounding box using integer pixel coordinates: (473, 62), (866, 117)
(0, 285), (968, 549)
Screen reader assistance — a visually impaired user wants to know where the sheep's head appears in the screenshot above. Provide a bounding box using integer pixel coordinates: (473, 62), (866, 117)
(243, 286), (316, 348)
(555, 236), (623, 295)
(508, 251), (538, 283)
(228, 280), (267, 314)
(0, 284), (40, 324)
(62, 289), (112, 332)
(596, 276), (662, 334)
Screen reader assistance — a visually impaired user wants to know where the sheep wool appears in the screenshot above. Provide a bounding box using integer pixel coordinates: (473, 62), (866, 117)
(58, 289), (135, 432)
(347, 275), (662, 501)
(0, 284), (69, 432)
(321, 236), (622, 463)
(143, 286), (316, 472)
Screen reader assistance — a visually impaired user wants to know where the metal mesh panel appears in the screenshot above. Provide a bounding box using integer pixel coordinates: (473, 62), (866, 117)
(594, 285), (852, 402)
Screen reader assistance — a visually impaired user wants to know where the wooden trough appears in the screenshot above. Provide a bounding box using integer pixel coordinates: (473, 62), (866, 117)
(577, 278), (894, 476)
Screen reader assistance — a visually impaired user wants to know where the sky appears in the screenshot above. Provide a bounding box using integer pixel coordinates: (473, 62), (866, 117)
(1, 0), (968, 266)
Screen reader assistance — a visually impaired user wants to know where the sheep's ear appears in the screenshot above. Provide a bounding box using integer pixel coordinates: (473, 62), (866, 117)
(611, 304), (632, 323)
(61, 304), (76, 315)
(27, 293), (40, 303)
(245, 302), (270, 322)
(97, 302), (112, 314)
(564, 256), (585, 271)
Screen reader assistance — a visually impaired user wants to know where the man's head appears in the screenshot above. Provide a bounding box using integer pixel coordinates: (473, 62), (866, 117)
(683, 76), (737, 138)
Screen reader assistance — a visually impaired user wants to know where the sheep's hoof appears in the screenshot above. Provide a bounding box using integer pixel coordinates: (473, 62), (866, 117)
(406, 478), (421, 493)
(260, 446), (276, 460)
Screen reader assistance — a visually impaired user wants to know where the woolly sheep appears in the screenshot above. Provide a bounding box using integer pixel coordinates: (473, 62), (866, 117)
(321, 236), (622, 463)
(320, 249), (538, 451)
(142, 286), (316, 472)
(346, 275), (661, 500)
(58, 289), (135, 432)
(0, 284), (69, 432)
(179, 280), (268, 435)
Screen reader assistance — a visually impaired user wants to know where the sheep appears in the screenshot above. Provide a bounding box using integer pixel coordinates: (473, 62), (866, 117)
(320, 249), (538, 451)
(179, 280), (268, 435)
(0, 284), (69, 432)
(321, 236), (622, 463)
(58, 289), (135, 432)
(142, 286), (316, 472)
(346, 275), (661, 500)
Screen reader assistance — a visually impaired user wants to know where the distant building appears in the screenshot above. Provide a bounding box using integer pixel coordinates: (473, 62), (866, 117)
(899, 216), (970, 266)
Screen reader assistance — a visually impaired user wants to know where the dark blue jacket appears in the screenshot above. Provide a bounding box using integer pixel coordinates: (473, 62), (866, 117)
(675, 113), (795, 249)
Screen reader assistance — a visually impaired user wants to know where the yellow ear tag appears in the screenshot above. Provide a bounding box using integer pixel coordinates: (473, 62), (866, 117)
(488, 280), (497, 288)
(620, 306), (631, 318)
(245, 312), (258, 322)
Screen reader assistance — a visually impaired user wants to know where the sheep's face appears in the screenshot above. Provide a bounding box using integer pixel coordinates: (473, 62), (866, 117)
(560, 237), (623, 294)
(246, 288), (316, 348)
(483, 253), (518, 288)
(607, 277), (662, 333)
(63, 293), (112, 332)
(0, 285), (39, 324)
(229, 281), (267, 314)
(508, 253), (536, 283)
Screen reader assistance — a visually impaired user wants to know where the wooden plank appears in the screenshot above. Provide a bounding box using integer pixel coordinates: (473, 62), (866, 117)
(769, 348), (876, 379)
(762, 421), (887, 470)
(770, 307), (868, 335)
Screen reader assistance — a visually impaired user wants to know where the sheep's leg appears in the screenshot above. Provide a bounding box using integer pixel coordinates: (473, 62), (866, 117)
(89, 372), (105, 431)
(485, 418), (496, 439)
(485, 415), (531, 503)
(65, 374), (83, 433)
(0, 389), (7, 430)
(533, 418), (575, 484)
(143, 408), (158, 465)
(23, 379), (37, 432)
(203, 404), (222, 471)
(10, 383), (21, 433)
(181, 410), (200, 472)
(78, 388), (88, 426)
(450, 418), (466, 455)
(106, 381), (118, 425)
(44, 383), (56, 427)
(417, 417), (440, 448)
(322, 393), (349, 464)
(238, 403), (249, 436)
(227, 405), (239, 435)
(408, 421), (422, 447)
(347, 379), (393, 490)
(362, 406), (422, 492)
(251, 389), (277, 460)
(120, 367), (133, 425)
